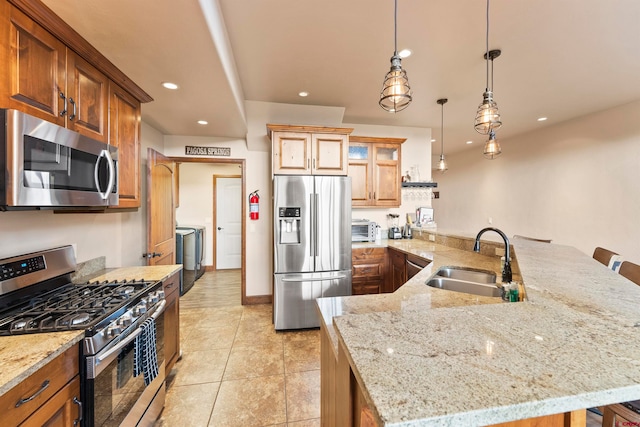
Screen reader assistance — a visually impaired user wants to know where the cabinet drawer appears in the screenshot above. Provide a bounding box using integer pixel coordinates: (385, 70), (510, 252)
(352, 282), (381, 295)
(352, 247), (386, 261)
(162, 271), (180, 299)
(353, 263), (385, 280)
(0, 344), (79, 427)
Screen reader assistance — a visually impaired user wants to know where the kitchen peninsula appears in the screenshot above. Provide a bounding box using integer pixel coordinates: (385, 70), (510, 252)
(317, 232), (640, 426)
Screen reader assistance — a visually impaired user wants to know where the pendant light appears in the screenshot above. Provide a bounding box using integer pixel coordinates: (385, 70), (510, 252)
(474, 0), (502, 134)
(436, 98), (448, 172)
(483, 130), (502, 159)
(379, 0), (412, 113)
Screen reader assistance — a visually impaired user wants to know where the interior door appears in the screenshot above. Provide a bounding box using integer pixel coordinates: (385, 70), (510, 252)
(214, 176), (241, 269)
(146, 148), (175, 266)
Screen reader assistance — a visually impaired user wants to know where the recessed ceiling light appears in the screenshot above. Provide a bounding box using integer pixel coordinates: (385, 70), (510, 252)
(197, 120), (208, 125)
(162, 82), (179, 90)
(298, 91), (309, 97)
(398, 49), (412, 58)
(466, 140), (473, 144)
(537, 117), (548, 122)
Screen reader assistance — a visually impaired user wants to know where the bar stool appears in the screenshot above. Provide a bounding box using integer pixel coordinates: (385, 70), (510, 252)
(619, 261), (640, 286)
(513, 235), (552, 243)
(592, 247), (619, 267)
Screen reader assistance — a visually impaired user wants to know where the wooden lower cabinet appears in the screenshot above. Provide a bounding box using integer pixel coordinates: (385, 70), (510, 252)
(163, 271), (181, 373)
(21, 376), (81, 427)
(602, 403), (640, 427)
(0, 344), (80, 427)
(352, 247), (387, 295)
(387, 248), (407, 293)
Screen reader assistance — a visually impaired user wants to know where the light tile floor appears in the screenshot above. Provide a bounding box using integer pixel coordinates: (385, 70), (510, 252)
(156, 269), (603, 427)
(155, 270), (320, 427)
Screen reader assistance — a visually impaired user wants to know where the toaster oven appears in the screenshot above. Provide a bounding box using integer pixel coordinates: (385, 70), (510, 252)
(352, 220), (377, 242)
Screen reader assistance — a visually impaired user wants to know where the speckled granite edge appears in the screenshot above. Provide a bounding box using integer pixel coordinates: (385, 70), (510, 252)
(0, 331), (84, 397)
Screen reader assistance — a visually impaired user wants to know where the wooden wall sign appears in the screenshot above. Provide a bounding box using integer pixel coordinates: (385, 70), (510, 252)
(185, 146), (231, 156)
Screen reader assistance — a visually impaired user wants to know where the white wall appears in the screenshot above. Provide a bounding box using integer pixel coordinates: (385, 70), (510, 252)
(435, 100), (640, 264)
(0, 121), (164, 267)
(176, 162), (241, 266)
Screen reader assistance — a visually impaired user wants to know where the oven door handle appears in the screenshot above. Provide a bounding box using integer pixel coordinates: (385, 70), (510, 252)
(94, 299), (166, 367)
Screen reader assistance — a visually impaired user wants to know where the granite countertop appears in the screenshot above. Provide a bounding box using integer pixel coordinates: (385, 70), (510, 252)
(321, 237), (640, 426)
(0, 264), (182, 398)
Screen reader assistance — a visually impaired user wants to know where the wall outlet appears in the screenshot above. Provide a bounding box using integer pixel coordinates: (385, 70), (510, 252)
(429, 234), (436, 242)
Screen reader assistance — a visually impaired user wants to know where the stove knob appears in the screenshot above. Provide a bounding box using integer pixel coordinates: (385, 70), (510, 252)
(107, 325), (122, 337)
(156, 290), (165, 300)
(119, 314), (133, 328)
(149, 293), (159, 304)
(133, 303), (147, 316)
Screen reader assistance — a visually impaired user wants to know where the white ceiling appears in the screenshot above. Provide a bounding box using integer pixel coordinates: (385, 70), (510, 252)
(43, 0), (640, 155)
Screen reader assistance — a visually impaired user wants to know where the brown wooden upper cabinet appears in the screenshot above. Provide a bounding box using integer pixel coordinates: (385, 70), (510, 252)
(267, 124), (354, 176)
(348, 136), (405, 208)
(0, 0), (152, 209)
(4, 6), (109, 143)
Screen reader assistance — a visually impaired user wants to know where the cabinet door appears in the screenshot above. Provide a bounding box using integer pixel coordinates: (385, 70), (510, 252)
(272, 131), (312, 175)
(163, 272), (180, 373)
(109, 82), (141, 208)
(312, 133), (348, 175)
(387, 248), (406, 293)
(348, 144), (372, 206)
(21, 376), (81, 427)
(373, 144), (401, 207)
(4, 6), (66, 125)
(66, 52), (108, 143)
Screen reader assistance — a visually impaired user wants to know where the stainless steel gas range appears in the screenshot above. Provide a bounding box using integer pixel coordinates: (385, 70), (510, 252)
(0, 246), (166, 426)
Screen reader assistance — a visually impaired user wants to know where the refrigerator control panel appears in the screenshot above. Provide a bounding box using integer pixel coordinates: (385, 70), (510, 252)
(279, 207), (300, 218)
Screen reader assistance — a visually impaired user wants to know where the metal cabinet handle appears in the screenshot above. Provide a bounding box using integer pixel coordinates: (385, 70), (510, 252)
(369, 192), (372, 200)
(307, 158), (310, 169)
(15, 380), (49, 407)
(73, 396), (83, 425)
(313, 158), (316, 169)
(142, 252), (163, 258)
(69, 97), (76, 120)
(59, 92), (67, 116)
(373, 192), (376, 200)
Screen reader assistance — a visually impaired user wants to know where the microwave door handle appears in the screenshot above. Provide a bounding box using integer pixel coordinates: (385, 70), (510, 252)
(94, 149), (116, 200)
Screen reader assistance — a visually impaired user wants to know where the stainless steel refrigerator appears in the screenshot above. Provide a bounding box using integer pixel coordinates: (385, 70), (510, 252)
(273, 175), (352, 330)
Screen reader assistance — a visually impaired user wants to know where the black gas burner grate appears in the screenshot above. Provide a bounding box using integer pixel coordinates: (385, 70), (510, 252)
(0, 279), (157, 335)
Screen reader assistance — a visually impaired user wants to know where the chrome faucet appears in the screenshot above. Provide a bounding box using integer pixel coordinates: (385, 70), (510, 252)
(473, 227), (512, 283)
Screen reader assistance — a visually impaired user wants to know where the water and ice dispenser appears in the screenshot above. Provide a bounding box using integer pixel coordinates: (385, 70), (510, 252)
(278, 207), (301, 244)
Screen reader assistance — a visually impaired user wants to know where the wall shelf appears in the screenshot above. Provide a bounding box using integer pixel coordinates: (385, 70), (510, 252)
(401, 182), (437, 188)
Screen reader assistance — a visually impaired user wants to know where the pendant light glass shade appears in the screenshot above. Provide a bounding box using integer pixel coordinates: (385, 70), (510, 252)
(474, 89), (502, 134)
(483, 130), (502, 159)
(436, 98), (448, 172)
(379, 0), (412, 112)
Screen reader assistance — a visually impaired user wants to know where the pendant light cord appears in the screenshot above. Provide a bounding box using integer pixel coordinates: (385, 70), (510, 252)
(440, 103), (445, 155)
(394, 0), (398, 55)
(485, 0), (490, 91)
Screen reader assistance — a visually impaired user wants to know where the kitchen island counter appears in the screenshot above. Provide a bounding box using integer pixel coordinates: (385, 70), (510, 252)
(319, 236), (640, 426)
(0, 264), (182, 398)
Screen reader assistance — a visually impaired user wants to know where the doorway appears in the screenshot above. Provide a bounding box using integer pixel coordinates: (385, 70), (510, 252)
(171, 157), (247, 305)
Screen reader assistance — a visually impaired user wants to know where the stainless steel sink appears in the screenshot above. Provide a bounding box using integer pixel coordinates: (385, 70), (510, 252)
(426, 277), (502, 297)
(427, 267), (501, 298)
(436, 267), (497, 284)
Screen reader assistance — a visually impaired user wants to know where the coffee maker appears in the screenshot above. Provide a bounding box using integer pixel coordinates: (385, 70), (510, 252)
(387, 214), (402, 239)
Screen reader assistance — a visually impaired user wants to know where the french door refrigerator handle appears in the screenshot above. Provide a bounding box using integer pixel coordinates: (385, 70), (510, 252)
(281, 275), (347, 282)
(309, 193), (315, 259)
(314, 192), (319, 262)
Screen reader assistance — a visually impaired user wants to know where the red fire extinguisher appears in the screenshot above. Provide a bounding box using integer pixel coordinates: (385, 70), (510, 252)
(249, 190), (259, 220)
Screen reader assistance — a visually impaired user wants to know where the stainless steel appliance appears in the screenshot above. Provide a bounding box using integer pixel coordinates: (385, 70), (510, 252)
(177, 225), (205, 280)
(0, 246), (166, 426)
(0, 109), (118, 209)
(273, 175), (352, 330)
(387, 214), (402, 239)
(351, 219), (377, 242)
(176, 228), (196, 295)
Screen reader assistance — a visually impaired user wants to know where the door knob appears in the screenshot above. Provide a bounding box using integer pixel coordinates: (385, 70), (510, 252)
(217, 227), (223, 230)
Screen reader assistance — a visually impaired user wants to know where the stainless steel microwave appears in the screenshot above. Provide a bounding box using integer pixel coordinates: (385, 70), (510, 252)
(352, 220), (377, 242)
(0, 109), (118, 209)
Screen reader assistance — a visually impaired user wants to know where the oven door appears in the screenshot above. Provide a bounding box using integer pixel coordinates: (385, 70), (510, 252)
(84, 300), (166, 427)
